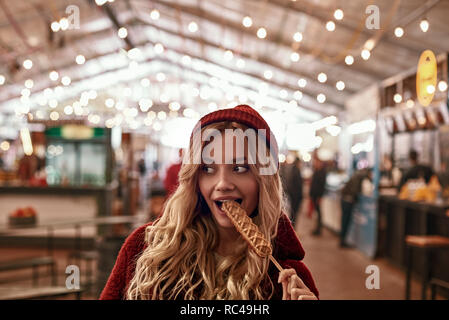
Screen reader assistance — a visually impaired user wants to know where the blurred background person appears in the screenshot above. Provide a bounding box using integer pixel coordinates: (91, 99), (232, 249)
(309, 158), (327, 236)
(398, 149), (434, 191)
(340, 167), (373, 248)
(284, 157), (303, 227)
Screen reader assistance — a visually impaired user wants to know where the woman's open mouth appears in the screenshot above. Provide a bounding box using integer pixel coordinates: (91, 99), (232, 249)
(214, 198), (243, 212)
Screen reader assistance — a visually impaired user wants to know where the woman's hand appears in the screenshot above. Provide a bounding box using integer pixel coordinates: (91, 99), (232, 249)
(278, 268), (317, 300)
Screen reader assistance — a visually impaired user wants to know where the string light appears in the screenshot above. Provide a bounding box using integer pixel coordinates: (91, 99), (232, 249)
(242, 16), (253, 28)
(61, 76), (71, 86)
(51, 21), (60, 32)
(438, 80), (448, 92)
(326, 21), (336, 32)
(257, 27), (267, 39)
(420, 19), (429, 32)
(293, 32), (303, 42)
(336, 81), (345, 91)
(394, 27), (404, 38)
(317, 72), (327, 83)
(150, 9), (160, 20)
(393, 93), (402, 103)
(59, 18), (69, 31)
(76, 55), (86, 65)
(23, 59), (33, 70)
(140, 78), (150, 87)
(361, 49), (371, 60)
(188, 21), (198, 33)
(297, 78), (307, 88)
(345, 55), (354, 65)
(24, 79), (34, 89)
(334, 9), (344, 20)
(290, 52), (300, 62)
(154, 43), (164, 54)
(264, 70), (273, 80)
(118, 27), (128, 39)
(317, 93), (326, 103)
(0, 75), (5, 85)
(236, 59), (245, 68)
(426, 85), (435, 94)
(49, 71), (59, 81)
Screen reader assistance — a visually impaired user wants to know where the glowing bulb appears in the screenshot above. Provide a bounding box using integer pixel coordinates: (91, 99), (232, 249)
(293, 90), (303, 100)
(420, 19), (429, 32)
(150, 9), (160, 20)
(336, 81), (345, 91)
(76, 54), (85, 65)
(154, 43), (164, 54)
(0, 75), (5, 85)
(345, 55), (354, 65)
(61, 76), (71, 86)
(394, 27), (404, 38)
(317, 72), (327, 83)
(290, 52), (300, 62)
(105, 98), (115, 108)
(24, 79), (34, 89)
(394, 93), (402, 103)
(317, 93), (326, 103)
(426, 85), (435, 94)
(156, 72), (166, 82)
(49, 71), (59, 81)
(438, 80), (448, 92)
(188, 21), (198, 33)
(361, 49), (371, 60)
(326, 21), (336, 31)
(257, 27), (267, 39)
(297, 78), (307, 88)
(23, 59), (33, 70)
(293, 32), (303, 42)
(51, 21), (60, 32)
(264, 70), (273, 80)
(334, 9), (344, 20)
(118, 27), (128, 39)
(279, 89), (288, 99)
(242, 16), (252, 27)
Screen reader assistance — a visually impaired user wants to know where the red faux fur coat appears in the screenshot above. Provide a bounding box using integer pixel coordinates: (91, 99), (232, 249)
(99, 214), (319, 300)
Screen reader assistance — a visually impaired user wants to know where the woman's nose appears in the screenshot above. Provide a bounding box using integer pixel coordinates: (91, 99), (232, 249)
(214, 167), (235, 191)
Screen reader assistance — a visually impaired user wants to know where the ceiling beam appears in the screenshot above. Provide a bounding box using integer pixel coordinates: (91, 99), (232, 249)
(142, 0), (382, 84)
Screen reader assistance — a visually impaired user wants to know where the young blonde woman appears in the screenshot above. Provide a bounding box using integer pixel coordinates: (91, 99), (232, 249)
(100, 104), (318, 300)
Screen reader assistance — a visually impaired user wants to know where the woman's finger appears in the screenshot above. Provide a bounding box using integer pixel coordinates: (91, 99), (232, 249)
(291, 274), (307, 289)
(282, 280), (289, 300)
(298, 295), (318, 300)
(278, 268), (296, 284)
(291, 288), (311, 300)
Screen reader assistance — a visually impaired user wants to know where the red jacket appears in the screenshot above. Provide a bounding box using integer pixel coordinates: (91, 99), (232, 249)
(100, 214), (319, 300)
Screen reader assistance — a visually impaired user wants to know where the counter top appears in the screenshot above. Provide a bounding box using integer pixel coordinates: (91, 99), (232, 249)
(379, 194), (449, 215)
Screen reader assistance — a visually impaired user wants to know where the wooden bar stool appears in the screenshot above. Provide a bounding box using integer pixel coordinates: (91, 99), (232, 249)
(405, 235), (449, 300)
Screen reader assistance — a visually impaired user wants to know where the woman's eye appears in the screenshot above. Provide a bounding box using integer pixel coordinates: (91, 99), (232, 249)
(234, 165), (249, 173)
(201, 166), (214, 174)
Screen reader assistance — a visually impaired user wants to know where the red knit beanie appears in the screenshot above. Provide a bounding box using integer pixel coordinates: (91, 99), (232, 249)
(190, 104), (279, 167)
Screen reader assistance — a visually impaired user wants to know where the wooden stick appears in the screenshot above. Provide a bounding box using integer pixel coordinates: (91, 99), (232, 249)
(269, 255), (283, 272)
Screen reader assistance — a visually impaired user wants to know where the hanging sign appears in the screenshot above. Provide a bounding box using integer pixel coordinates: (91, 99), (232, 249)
(416, 50), (437, 107)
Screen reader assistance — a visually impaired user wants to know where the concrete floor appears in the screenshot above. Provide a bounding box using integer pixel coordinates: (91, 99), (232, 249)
(293, 209), (439, 300)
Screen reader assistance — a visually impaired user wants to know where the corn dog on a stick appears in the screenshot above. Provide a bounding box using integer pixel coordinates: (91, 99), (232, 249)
(222, 200), (283, 272)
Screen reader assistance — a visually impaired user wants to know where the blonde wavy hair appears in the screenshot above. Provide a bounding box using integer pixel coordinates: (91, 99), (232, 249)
(126, 121), (284, 300)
